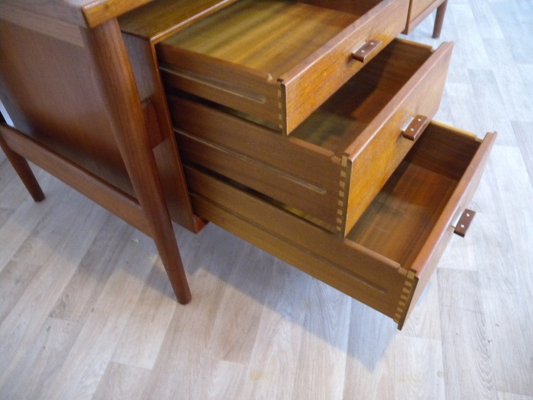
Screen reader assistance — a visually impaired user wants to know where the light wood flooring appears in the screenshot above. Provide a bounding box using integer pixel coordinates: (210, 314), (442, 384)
(1, 1), (532, 399)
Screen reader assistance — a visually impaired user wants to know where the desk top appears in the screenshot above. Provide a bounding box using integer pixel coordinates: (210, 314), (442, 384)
(0, 0), (153, 28)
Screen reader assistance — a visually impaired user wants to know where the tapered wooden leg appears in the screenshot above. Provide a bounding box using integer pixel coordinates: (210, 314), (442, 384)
(0, 130), (45, 202)
(433, 0), (448, 38)
(90, 20), (191, 304)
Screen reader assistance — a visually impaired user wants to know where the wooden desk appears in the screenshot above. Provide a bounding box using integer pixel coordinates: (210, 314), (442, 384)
(0, 0), (482, 329)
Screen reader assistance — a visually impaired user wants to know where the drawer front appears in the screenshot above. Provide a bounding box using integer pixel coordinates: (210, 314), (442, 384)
(397, 124), (495, 327)
(184, 122), (495, 328)
(341, 41), (453, 235)
(158, 0), (409, 135)
(282, 0), (410, 134)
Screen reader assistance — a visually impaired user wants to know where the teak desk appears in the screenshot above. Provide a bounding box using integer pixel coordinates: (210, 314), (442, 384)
(0, 0), (492, 329)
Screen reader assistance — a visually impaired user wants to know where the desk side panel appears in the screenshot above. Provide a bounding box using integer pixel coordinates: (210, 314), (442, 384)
(0, 18), (135, 194)
(0, 16), (198, 232)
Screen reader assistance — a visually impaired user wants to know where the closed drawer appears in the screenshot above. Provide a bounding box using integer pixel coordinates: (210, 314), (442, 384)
(169, 39), (453, 236)
(184, 122), (496, 328)
(157, 0), (409, 135)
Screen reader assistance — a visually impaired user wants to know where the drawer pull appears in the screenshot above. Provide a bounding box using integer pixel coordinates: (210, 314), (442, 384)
(352, 40), (382, 63)
(402, 115), (428, 141)
(453, 209), (476, 237)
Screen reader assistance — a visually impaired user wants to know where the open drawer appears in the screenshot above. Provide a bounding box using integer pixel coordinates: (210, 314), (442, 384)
(183, 122), (495, 328)
(157, 0), (409, 135)
(169, 39), (453, 236)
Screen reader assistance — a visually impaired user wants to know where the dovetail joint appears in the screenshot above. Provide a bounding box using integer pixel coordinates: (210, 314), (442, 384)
(335, 156), (350, 234)
(393, 269), (417, 325)
(277, 86), (284, 131)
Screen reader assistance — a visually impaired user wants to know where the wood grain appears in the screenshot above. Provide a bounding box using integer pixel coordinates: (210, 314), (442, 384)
(512, 121), (533, 187)
(342, 40), (452, 235)
(0, 317), (81, 400)
(40, 231), (158, 400)
(0, 0), (161, 28)
(282, 0), (409, 134)
(432, 1), (448, 38)
(89, 19), (191, 304)
(82, 0), (154, 28)
(0, 18), (133, 194)
(0, 125), (45, 202)
(0, 12), (198, 233)
(0, 0), (159, 28)
(122, 32), (199, 232)
(168, 95), (339, 186)
(0, 188), (108, 395)
(0, 3), (84, 46)
(161, 0), (357, 78)
(0, 123), (150, 236)
(49, 216), (135, 324)
(120, 0), (239, 43)
(171, 39), (452, 235)
(92, 362), (151, 400)
(1, 2), (531, 400)
(111, 262), (177, 370)
(158, 0), (409, 134)
(184, 119), (494, 327)
(0, 172), (55, 271)
(404, 0), (447, 36)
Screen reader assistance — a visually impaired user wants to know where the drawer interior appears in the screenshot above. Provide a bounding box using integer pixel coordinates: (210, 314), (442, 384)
(291, 39), (434, 155)
(172, 38), (438, 157)
(161, 0), (381, 79)
(347, 123), (481, 268)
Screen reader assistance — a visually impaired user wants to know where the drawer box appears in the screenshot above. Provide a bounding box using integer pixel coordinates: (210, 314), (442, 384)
(184, 122), (495, 327)
(157, 0), (409, 135)
(169, 39), (453, 235)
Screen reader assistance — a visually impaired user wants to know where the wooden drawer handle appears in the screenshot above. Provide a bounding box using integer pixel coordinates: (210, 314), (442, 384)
(402, 115), (429, 141)
(453, 209), (476, 237)
(352, 40), (382, 63)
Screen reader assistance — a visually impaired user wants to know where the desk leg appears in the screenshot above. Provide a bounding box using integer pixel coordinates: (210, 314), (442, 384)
(433, 0), (448, 38)
(90, 20), (191, 304)
(0, 128), (45, 202)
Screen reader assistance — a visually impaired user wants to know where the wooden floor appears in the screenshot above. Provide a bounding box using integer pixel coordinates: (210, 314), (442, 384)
(1, 1), (532, 399)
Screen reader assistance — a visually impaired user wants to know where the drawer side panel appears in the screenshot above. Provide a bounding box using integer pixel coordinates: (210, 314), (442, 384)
(192, 192), (403, 319)
(185, 166), (405, 301)
(168, 95), (340, 188)
(178, 132), (340, 229)
(158, 47), (280, 126)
